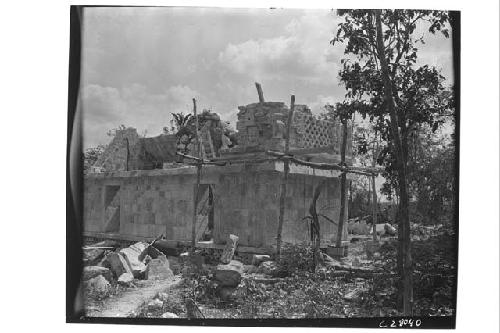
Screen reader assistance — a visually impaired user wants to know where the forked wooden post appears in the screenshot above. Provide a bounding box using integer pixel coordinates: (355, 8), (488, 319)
(276, 95), (295, 256)
(335, 120), (349, 248)
(124, 137), (130, 171)
(191, 98), (202, 253)
(309, 180), (326, 270)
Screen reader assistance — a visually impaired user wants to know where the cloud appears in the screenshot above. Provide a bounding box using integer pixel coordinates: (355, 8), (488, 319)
(307, 94), (341, 115)
(218, 11), (343, 84)
(81, 84), (200, 148)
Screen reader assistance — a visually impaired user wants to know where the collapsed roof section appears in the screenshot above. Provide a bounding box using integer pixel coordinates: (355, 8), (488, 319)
(92, 129), (178, 173)
(90, 85), (352, 173)
(219, 101), (352, 164)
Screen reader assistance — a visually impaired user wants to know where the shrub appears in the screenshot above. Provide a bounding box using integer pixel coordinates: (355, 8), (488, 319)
(275, 242), (314, 276)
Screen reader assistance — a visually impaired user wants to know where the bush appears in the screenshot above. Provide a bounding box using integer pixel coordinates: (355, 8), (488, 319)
(275, 243), (314, 276)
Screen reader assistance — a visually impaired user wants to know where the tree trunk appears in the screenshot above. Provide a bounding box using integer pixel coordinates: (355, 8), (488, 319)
(276, 95), (295, 256)
(371, 175), (378, 241)
(335, 120), (348, 247)
(374, 10), (413, 315)
(371, 133), (379, 241)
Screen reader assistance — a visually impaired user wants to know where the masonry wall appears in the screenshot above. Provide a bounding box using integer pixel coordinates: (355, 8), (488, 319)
(83, 164), (348, 248)
(84, 170), (207, 242)
(215, 169), (348, 247)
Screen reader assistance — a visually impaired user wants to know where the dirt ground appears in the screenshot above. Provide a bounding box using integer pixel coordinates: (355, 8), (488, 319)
(85, 276), (181, 317)
(83, 225), (455, 319)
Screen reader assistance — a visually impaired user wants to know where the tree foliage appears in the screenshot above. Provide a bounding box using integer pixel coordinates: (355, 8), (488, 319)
(83, 145), (106, 173)
(332, 9), (454, 211)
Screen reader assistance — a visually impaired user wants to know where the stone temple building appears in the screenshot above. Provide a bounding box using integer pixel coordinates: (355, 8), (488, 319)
(83, 98), (352, 252)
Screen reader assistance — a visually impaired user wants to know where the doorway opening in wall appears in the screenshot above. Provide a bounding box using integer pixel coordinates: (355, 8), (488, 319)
(196, 184), (214, 241)
(103, 185), (121, 233)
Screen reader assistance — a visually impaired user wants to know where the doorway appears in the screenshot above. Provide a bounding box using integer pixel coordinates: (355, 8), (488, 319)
(195, 184), (215, 241)
(103, 185), (121, 233)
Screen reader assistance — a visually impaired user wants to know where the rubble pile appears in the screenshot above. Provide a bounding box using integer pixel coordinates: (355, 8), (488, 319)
(82, 240), (174, 299)
(347, 217), (397, 237)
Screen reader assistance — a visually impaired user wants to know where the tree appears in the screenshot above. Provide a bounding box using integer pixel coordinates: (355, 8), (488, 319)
(332, 9), (453, 314)
(171, 112), (193, 133)
(83, 145), (106, 174)
(407, 124), (455, 225)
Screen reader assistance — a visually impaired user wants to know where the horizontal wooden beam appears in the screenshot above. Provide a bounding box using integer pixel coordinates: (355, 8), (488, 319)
(266, 150), (380, 176)
(177, 150), (381, 176)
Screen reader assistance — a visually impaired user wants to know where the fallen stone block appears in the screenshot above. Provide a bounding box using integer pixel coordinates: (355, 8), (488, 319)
(102, 252), (133, 279)
(147, 298), (164, 311)
(120, 243), (148, 278)
(258, 260), (278, 276)
(243, 264), (258, 274)
(326, 245), (348, 258)
(152, 239), (180, 256)
(83, 240), (121, 266)
(161, 312), (179, 318)
(344, 289), (361, 301)
(83, 240), (119, 266)
(158, 292), (169, 302)
(220, 234), (239, 264)
(374, 223), (386, 235)
(320, 252), (342, 266)
(130, 242), (150, 260)
(146, 255), (174, 280)
(251, 274), (283, 285)
(147, 244), (163, 259)
(83, 266), (112, 282)
(83, 248), (105, 267)
(384, 223), (397, 236)
(215, 260), (243, 287)
(117, 272), (134, 285)
(352, 221), (370, 235)
(85, 275), (111, 299)
(251, 254), (271, 266)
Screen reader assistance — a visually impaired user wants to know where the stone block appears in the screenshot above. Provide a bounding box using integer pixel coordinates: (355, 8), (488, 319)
(84, 275), (112, 299)
(83, 266), (113, 282)
(215, 260), (243, 287)
(251, 254), (271, 266)
(146, 255), (174, 280)
(117, 272), (134, 285)
(103, 252), (133, 279)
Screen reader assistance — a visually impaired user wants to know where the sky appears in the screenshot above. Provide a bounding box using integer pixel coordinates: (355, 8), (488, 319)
(80, 7), (454, 149)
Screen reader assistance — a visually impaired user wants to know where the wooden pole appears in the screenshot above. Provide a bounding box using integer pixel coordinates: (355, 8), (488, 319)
(124, 137), (129, 171)
(335, 120), (348, 248)
(255, 82), (265, 103)
(276, 95), (295, 256)
(191, 98), (201, 253)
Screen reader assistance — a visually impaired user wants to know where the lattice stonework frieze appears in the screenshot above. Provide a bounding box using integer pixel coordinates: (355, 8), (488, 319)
(291, 112), (338, 149)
